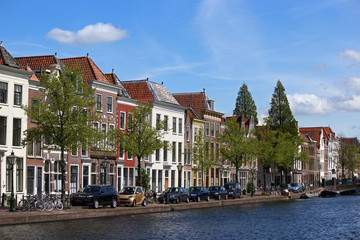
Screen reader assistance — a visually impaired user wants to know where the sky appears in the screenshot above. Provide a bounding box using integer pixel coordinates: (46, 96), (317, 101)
(1, 0), (360, 139)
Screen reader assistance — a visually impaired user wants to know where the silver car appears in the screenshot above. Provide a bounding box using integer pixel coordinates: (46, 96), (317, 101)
(289, 183), (303, 193)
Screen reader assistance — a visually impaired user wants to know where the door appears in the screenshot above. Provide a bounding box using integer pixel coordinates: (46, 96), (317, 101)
(37, 167), (42, 196)
(70, 166), (78, 194)
(165, 179), (169, 190)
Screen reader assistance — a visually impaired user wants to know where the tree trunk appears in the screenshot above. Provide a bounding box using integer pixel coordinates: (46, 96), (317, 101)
(235, 166), (239, 183)
(137, 156), (142, 186)
(61, 147), (66, 199)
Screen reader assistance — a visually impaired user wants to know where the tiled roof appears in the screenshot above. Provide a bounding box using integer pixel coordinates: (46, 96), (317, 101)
(15, 55), (58, 71)
(122, 80), (154, 103)
(61, 57), (111, 84)
(0, 45), (21, 69)
(173, 92), (206, 118)
(105, 72), (131, 98)
(340, 137), (360, 146)
(148, 82), (179, 105)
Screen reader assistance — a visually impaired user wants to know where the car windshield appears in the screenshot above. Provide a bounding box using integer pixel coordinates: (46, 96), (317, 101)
(290, 183), (298, 187)
(83, 186), (101, 193)
(120, 187), (135, 194)
(209, 187), (219, 191)
(165, 188), (179, 193)
(189, 187), (201, 192)
(280, 184), (288, 189)
(225, 184), (235, 190)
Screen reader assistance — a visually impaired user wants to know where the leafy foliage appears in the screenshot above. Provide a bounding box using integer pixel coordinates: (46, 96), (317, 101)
(233, 83), (258, 125)
(116, 103), (166, 186)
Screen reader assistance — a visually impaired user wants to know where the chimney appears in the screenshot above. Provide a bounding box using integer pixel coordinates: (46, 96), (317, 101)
(0, 41), (3, 47)
(86, 53), (89, 58)
(112, 68), (114, 74)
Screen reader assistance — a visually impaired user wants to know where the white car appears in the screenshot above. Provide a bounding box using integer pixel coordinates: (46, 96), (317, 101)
(289, 183), (303, 193)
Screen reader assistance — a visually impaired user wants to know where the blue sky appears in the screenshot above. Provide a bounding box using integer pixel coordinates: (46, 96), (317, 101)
(2, 0), (360, 139)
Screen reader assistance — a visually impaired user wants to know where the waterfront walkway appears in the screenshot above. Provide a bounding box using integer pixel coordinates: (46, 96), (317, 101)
(0, 191), (317, 226)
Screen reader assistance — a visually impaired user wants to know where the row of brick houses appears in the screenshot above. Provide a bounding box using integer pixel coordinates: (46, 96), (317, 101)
(0, 43), (358, 201)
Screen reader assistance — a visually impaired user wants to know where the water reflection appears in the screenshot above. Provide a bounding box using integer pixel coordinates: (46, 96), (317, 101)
(1, 196), (360, 239)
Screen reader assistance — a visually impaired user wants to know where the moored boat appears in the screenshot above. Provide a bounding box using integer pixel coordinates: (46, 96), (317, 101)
(319, 189), (339, 197)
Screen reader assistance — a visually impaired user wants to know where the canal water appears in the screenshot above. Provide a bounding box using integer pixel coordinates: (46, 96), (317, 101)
(0, 195), (359, 239)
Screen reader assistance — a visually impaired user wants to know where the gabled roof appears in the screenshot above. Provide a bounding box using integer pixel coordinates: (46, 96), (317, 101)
(15, 55), (60, 80)
(0, 44), (21, 69)
(122, 79), (179, 105)
(105, 72), (131, 98)
(61, 57), (110, 84)
(299, 127), (336, 150)
(173, 92), (207, 118)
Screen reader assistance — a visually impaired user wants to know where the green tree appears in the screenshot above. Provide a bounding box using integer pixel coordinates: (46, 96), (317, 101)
(233, 83), (258, 125)
(141, 169), (151, 192)
(117, 103), (166, 187)
(338, 141), (360, 181)
(268, 80), (298, 136)
(218, 117), (257, 183)
(22, 66), (99, 197)
(192, 128), (218, 186)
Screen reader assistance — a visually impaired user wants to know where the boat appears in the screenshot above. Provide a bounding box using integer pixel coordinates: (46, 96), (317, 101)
(299, 193), (313, 199)
(319, 189), (340, 197)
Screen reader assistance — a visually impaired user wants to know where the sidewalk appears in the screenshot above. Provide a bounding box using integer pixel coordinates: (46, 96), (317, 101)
(0, 190), (316, 226)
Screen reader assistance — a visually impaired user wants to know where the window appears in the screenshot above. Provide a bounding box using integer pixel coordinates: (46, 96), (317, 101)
(172, 142), (176, 163)
(91, 164), (97, 184)
(152, 170), (156, 191)
(44, 161), (50, 194)
(81, 142), (87, 156)
(156, 149), (160, 161)
(110, 165), (115, 187)
(178, 118), (182, 134)
(128, 113), (134, 130)
(27, 140), (34, 156)
(35, 137), (42, 157)
(211, 123), (214, 137)
(216, 124), (220, 135)
(178, 142), (182, 163)
(0, 116), (6, 145)
(171, 170), (176, 187)
(117, 167), (122, 191)
(101, 124), (107, 148)
(172, 117), (177, 133)
(119, 143), (124, 159)
(129, 168), (134, 186)
(156, 114), (161, 130)
(31, 99), (40, 122)
(14, 84), (22, 106)
(205, 122), (209, 136)
(163, 141), (168, 161)
(6, 158), (13, 192)
(107, 96), (113, 113)
(128, 152), (133, 160)
(184, 148), (187, 164)
(164, 116), (168, 131)
(109, 125), (115, 150)
(71, 145), (78, 156)
(123, 167), (128, 186)
(70, 166), (78, 194)
(120, 112), (126, 130)
(93, 122), (99, 148)
(96, 94), (102, 111)
(186, 126), (190, 142)
(0, 82), (8, 104)
(54, 162), (62, 192)
(27, 166), (35, 195)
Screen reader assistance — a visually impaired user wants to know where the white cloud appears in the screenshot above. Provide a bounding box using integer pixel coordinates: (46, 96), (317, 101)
(338, 95), (360, 111)
(342, 76), (360, 92)
(339, 50), (360, 64)
(288, 94), (333, 115)
(46, 23), (128, 45)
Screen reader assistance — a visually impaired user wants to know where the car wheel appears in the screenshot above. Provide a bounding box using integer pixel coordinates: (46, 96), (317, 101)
(197, 196), (201, 202)
(111, 198), (117, 208)
(142, 199), (147, 207)
(186, 197), (189, 203)
(94, 199), (99, 209)
(132, 200), (136, 207)
(206, 196), (210, 202)
(218, 195), (221, 200)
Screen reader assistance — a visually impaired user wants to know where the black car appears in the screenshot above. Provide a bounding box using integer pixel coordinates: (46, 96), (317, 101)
(224, 182), (242, 199)
(188, 186), (210, 202)
(71, 185), (118, 209)
(209, 186), (228, 200)
(159, 187), (189, 204)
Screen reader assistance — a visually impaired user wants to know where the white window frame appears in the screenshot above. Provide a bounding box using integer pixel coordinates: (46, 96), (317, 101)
(120, 112), (126, 130)
(107, 96), (113, 113)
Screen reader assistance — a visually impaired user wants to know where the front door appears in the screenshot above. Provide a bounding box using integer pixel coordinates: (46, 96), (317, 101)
(70, 166), (78, 194)
(165, 179), (168, 190)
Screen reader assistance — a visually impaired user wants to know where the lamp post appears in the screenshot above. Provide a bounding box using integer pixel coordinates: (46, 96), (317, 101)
(102, 157), (109, 185)
(8, 151), (17, 212)
(177, 163), (183, 187)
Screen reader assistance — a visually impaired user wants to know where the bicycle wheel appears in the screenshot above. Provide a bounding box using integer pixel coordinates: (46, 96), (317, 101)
(44, 201), (54, 211)
(18, 200), (29, 211)
(55, 200), (63, 210)
(35, 200), (45, 211)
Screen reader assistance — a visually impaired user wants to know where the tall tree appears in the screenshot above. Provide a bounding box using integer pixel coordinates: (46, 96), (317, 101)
(233, 83), (258, 125)
(338, 140), (360, 180)
(268, 80), (298, 136)
(22, 66), (99, 197)
(192, 128), (218, 186)
(117, 103), (166, 187)
(218, 117), (257, 183)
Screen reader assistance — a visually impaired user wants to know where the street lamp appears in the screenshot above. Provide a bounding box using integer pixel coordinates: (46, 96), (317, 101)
(8, 151), (17, 212)
(177, 163), (183, 187)
(102, 157), (109, 185)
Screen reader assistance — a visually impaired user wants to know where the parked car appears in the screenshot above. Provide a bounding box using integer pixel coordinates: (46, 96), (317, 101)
(224, 182), (242, 199)
(118, 186), (147, 207)
(289, 183), (303, 193)
(158, 187), (189, 204)
(71, 185), (118, 209)
(278, 184), (291, 192)
(188, 186), (210, 202)
(209, 186), (228, 200)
